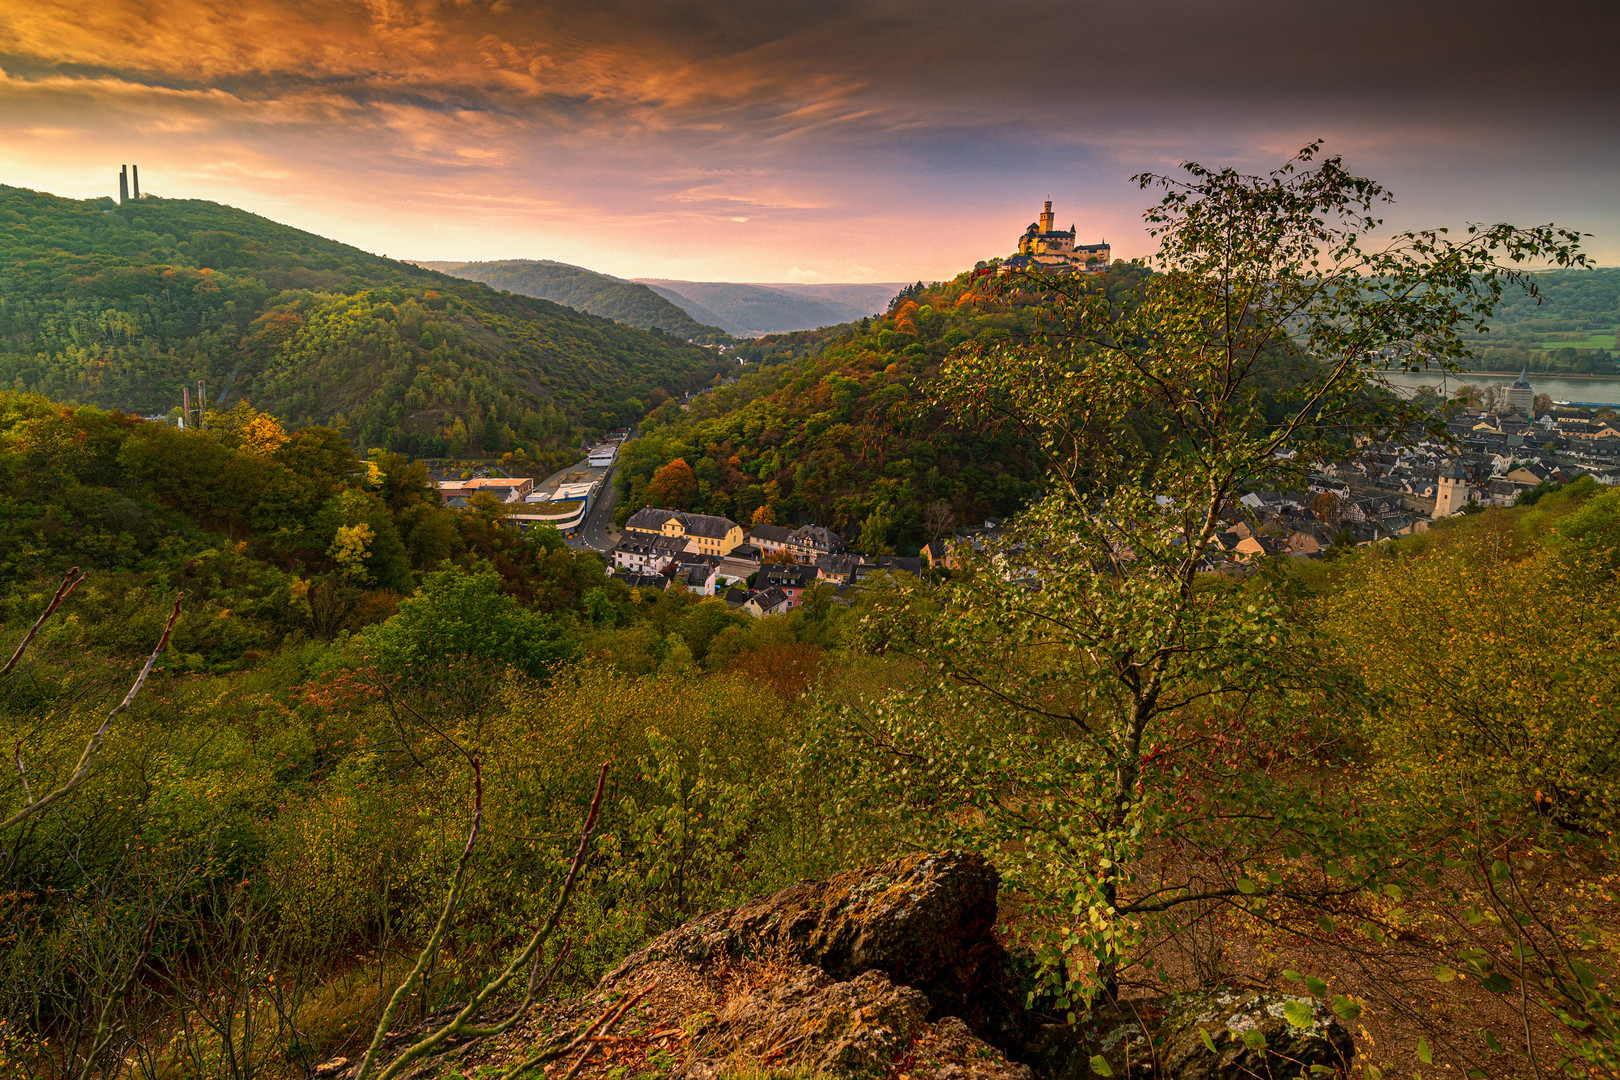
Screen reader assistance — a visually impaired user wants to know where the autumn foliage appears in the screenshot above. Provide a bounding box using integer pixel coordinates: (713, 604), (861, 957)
(646, 457), (699, 509)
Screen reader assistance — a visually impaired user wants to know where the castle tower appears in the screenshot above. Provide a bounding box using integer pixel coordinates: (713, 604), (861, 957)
(1039, 200), (1055, 232)
(131, 164), (140, 200)
(1434, 461), (1472, 517)
(118, 165), (128, 205)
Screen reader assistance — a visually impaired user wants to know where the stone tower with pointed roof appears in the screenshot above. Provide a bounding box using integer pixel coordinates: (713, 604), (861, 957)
(1502, 368), (1536, 418)
(1434, 460), (1473, 517)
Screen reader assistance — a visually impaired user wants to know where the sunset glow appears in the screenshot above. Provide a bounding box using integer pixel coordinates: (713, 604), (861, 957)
(2, 0), (1614, 279)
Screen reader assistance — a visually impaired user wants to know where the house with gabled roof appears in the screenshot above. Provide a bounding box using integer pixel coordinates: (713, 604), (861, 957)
(610, 534), (689, 575)
(612, 569), (668, 591)
(761, 565), (816, 606)
(748, 523), (845, 564)
(744, 587), (792, 618)
(675, 561), (721, 596)
(624, 507), (745, 556)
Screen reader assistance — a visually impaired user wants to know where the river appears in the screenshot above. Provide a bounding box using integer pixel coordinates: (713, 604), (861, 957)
(1374, 370), (1620, 407)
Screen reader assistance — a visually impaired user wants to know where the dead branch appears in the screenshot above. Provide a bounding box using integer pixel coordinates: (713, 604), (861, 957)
(495, 981), (660, 1080)
(562, 982), (659, 1080)
(3, 566), (86, 674)
(2, 590), (182, 833)
(357, 761), (613, 1080)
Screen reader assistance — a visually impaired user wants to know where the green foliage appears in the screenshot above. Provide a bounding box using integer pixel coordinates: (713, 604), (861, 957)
(821, 143), (1588, 1003)
(429, 259), (729, 342)
(0, 390), (617, 670)
(611, 275), (1062, 546)
(7, 159), (1620, 1080)
(611, 730), (761, 932)
(1463, 267), (1620, 373)
(1330, 504), (1620, 832)
(0, 185), (727, 463)
(360, 565), (574, 681)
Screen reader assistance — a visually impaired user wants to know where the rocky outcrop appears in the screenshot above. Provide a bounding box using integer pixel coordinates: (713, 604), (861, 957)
(690, 965), (1032, 1080)
(423, 851), (1356, 1080)
(604, 849), (1019, 1034)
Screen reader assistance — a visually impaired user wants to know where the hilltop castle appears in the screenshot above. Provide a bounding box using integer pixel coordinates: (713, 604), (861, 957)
(1000, 200), (1110, 275)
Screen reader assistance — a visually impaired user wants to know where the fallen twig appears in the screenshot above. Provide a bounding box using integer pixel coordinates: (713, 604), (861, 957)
(562, 983), (659, 1080)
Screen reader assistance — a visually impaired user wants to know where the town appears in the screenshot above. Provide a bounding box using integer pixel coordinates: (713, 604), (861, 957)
(430, 366), (1619, 612)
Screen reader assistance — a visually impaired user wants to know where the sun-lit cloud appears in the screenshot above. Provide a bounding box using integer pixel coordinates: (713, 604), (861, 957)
(0, 0), (1614, 278)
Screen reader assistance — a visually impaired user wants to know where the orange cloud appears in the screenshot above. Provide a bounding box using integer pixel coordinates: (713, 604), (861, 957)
(0, 0), (1612, 278)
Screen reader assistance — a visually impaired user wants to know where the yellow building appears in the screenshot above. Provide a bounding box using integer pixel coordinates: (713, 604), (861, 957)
(623, 507), (745, 556)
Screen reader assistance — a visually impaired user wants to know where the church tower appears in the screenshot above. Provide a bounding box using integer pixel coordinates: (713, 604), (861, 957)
(1502, 368), (1535, 418)
(1434, 461), (1472, 517)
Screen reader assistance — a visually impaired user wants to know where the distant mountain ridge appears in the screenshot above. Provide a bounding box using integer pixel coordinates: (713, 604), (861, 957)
(0, 186), (725, 468)
(419, 259), (729, 342)
(637, 280), (907, 337)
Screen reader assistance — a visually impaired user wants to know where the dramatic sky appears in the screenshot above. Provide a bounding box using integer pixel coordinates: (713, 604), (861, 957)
(2, 0), (1615, 281)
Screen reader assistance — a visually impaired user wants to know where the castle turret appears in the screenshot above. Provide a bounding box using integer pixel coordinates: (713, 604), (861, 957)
(1001, 200), (1111, 277)
(1434, 460), (1472, 517)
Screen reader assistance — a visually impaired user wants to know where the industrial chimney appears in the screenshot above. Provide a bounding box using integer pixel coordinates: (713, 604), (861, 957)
(197, 380), (207, 429)
(181, 386), (191, 430)
(131, 165), (140, 200)
(119, 165), (128, 205)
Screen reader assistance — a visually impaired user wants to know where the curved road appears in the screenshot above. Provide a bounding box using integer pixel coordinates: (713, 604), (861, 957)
(575, 464), (620, 551)
(559, 426), (635, 553)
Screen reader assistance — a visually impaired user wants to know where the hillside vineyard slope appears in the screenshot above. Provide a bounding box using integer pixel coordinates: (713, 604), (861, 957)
(0, 186), (726, 461)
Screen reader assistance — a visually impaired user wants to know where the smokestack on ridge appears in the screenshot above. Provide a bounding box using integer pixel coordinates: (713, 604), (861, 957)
(131, 165), (140, 200)
(119, 165), (128, 205)
(182, 386), (191, 430)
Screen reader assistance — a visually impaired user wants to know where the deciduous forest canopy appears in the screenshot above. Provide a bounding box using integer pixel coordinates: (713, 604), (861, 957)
(419, 259), (729, 343)
(0, 186), (728, 466)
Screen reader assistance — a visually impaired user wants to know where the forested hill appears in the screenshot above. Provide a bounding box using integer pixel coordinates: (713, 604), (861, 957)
(420, 259), (729, 343)
(613, 269), (1150, 553)
(0, 186), (728, 466)
(1464, 267), (1620, 374)
(637, 279), (898, 337)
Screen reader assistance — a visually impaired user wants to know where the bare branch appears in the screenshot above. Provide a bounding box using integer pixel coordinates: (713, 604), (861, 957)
(358, 762), (614, 1080)
(3, 566), (86, 675)
(2, 590), (182, 833)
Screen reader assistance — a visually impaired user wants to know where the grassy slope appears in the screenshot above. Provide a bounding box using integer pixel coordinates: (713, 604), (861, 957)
(1464, 267), (1620, 373)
